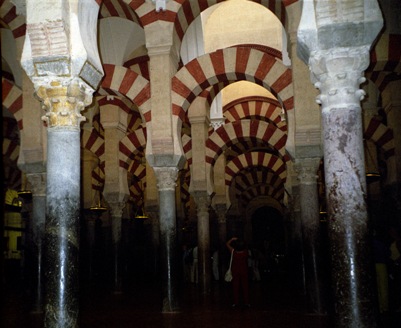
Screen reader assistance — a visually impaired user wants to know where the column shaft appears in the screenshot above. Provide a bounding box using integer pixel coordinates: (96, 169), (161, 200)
(155, 167), (180, 312)
(30, 183), (46, 313)
(311, 48), (377, 327)
(45, 129), (80, 328)
(297, 159), (327, 314)
(195, 192), (211, 294)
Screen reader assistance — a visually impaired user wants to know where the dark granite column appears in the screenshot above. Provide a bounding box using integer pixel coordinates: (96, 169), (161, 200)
(26, 173), (46, 314)
(214, 204), (227, 280)
(311, 47), (377, 327)
(295, 158), (327, 314)
(193, 191), (211, 294)
(154, 167), (180, 312)
(37, 79), (92, 328)
(107, 200), (125, 294)
(287, 185), (306, 296)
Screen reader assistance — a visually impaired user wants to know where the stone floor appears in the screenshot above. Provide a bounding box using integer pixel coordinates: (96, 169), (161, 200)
(1, 273), (400, 328)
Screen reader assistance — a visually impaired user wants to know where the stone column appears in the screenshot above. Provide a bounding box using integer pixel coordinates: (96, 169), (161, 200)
(215, 203), (227, 278)
(310, 47), (377, 327)
(287, 183), (306, 296)
(26, 172), (46, 313)
(145, 202), (160, 277)
(36, 79), (92, 327)
(295, 158), (327, 314)
(154, 167), (180, 312)
(107, 199), (126, 294)
(193, 191), (211, 294)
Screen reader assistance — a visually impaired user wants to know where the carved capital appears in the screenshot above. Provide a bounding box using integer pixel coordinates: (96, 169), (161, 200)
(36, 79), (93, 128)
(309, 46), (370, 111)
(193, 190), (210, 215)
(294, 158), (320, 185)
(108, 202), (126, 218)
(214, 203), (227, 224)
(26, 172), (46, 196)
(154, 167), (178, 191)
(210, 118), (225, 130)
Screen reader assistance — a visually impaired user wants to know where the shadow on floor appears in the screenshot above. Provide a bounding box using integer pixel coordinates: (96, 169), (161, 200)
(1, 274), (399, 328)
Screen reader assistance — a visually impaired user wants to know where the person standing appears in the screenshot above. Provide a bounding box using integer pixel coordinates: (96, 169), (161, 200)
(226, 237), (250, 308)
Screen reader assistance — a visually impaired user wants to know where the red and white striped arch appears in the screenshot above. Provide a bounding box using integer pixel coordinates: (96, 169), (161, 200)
(99, 64), (151, 121)
(2, 78), (23, 130)
(224, 98), (286, 131)
(0, 0), (26, 39)
(99, 0), (142, 26)
(3, 138), (19, 163)
(239, 184), (285, 204)
(123, 55), (150, 81)
(234, 169), (284, 196)
(206, 120), (287, 167)
(97, 95), (142, 131)
(182, 134), (193, 166)
(3, 137), (20, 190)
(367, 34), (401, 92)
(364, 117), (395, 159)
(119, 126), (147, 170)
(172, 47), (293, 122)
(81, 128), (106, 189)
(81, 128), (105, 160)
(92, 164), (105, 191)
(225, 152), (286, 186)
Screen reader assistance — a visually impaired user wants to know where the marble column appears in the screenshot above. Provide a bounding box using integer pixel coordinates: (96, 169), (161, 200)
(154, 167), (180, 312)
(295, 158), (327, 314)
(193, 191), (211, 294)
(310, 47), (377, 327)
(37, 79), (91, 327)
(108, 200), (126, 294)
(26, 172), (46, 313)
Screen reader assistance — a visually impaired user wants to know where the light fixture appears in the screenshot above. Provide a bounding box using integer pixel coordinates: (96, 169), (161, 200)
(134, 206), (148, 219)
(364, 139), (381, 184)
(18, 173), (32, 198)
(89, 190), (107, 213)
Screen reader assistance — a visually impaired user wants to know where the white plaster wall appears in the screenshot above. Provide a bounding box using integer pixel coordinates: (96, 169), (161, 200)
(99, 17), (145, 65)
(203, 0), (283, 54)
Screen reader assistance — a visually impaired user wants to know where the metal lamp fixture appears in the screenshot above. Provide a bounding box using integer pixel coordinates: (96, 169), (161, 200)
(89, 190), (107, 213)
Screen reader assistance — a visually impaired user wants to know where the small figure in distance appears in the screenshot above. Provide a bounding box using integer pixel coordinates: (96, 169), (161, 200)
(226, 237), (250, 308)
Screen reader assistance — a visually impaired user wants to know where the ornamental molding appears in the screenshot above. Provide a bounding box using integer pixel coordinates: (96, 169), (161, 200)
(36, 78), (93, 128)
(154, 167), (179, 191)
(309, 47), (370, 111)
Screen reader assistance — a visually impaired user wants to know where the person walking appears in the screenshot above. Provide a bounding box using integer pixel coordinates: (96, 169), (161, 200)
(226, 237), (250, 308)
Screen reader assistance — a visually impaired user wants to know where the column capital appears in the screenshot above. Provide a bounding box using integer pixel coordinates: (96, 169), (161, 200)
(154, 167), (179, 191)
(26, 172), (46, 196)
(309, 47), (370, 111)
(192, 190), (210, 214)
(294, 157), (320, 185)
(214, 203), (227, 224)
(35, 78), (93, 129)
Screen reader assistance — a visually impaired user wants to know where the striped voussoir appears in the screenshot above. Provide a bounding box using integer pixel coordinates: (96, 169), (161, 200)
(119, 127), (147, 170)
(172, 47), (293, 123)
(2, 78), (23, 130)
(364, 117), (395, 159)
(205, 120), (287, 166)
(100, 64), (151, 121)
(234, 169), (284, 196)
(367, 34), (401, 92)
(225, 152), (286, 187)
(0, 0), (26, 39)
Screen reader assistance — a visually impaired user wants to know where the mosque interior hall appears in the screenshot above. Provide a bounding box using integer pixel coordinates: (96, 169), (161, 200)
(1, 0), (401, 327)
